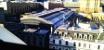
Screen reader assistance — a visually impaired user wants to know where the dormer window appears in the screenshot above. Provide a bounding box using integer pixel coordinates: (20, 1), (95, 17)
(79, 34), (82, 39)
(74, 33), (78, 38)
(84, 34), (88, 40)
(89, 35), (93, 40)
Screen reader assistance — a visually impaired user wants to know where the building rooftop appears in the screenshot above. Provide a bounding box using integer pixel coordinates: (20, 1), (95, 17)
(33, 8), (65, 17)
(21, 14), (52, 25)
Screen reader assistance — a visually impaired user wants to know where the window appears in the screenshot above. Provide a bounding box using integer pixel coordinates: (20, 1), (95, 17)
(61, 0), (63, 1)
(74, 33), (77, 38)
(82, 34), (84, 38)
(53, 47), (55, 49)
(79, 43), (81, 47)
(57, 31), (59, 34)
(57, 31), (59, 35)
(59, 31), (62, 34)
(65, 48), (68, 50)
(77, 33), (79, 38)
(87, 35), (89, 40)
(73, 49), (76, 50)
(64, 32), (67, 37)
(62, 32), (64, 36)
(84, 34), (87, 40)
(59, 40), (62, 45)
(93, 35), (95, 39)
(89, 35), (93, 40)
(73, 42), (76, 46)
(83, 43), (86, 47)
(79, 34), (82, 39)
(65, 41), (68, 45)
(98, 45), (100, 49)
(65, 34), (67, 37)
(53, 39), (55, 44)
(59, 48), (61, 50)
(68, 32), (70, 34)
(89, 44), (90, 48)
(38, 39), (42, 46)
